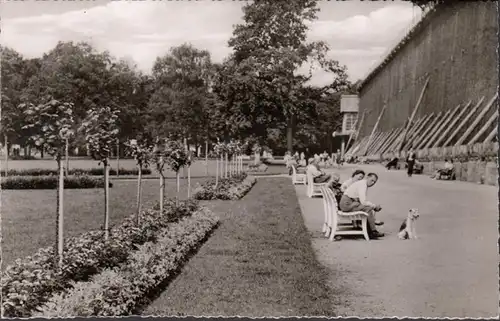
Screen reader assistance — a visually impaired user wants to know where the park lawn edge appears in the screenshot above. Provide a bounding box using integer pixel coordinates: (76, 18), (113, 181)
(1, 199), (199, 318)
(35, 207), (220, 317)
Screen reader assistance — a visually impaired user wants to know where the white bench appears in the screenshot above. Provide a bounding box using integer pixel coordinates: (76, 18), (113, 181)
(306, 170), (328, 198)
(292, 165), (306, 185)
(320, 186), (370, 241)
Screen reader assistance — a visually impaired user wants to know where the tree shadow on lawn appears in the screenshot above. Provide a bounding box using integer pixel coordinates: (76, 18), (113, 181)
(1, 178), (210, 267)
(142, 177), (337, 317)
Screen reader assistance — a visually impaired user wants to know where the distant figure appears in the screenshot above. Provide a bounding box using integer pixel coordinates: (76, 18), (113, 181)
(307, 158), (332, 184)
(299, 152), (306, 166)
(336, 149), (342, 166)
(386, 157), (399, 170)
(406, 149), (416, 177)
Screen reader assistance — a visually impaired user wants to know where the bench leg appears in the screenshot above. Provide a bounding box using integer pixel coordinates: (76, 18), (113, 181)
(361, 218), (370, 241)
(329, 220), (338, 241)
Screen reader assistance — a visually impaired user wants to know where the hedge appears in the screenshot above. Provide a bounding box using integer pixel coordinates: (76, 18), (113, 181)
(1, 199), (199, 317)
(1, 175), (113, 190)
(5, 168), (151, 177)
(35, 208), (219, 317)
(193, 173), (257, 200)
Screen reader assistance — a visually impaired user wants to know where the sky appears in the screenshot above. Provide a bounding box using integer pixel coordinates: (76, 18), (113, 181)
(0, 0), (424, 85)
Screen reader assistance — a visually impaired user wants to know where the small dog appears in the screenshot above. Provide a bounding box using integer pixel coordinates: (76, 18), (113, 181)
(398, 208), (420, 240)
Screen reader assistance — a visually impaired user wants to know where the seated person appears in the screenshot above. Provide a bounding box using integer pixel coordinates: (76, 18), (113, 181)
(414, 160), (424, 174)
(339, 173), (385, 238)
(386, 157), (399, 170)
(327, 173), (343, 204)
(434, 159), (455, 179)
(307, 158), (332, 184)
(341, 169), (366, 192)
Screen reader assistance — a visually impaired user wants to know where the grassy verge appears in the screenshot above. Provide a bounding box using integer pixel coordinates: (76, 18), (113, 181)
(143, 177), (335, 317)
(1, 178), (209, 267)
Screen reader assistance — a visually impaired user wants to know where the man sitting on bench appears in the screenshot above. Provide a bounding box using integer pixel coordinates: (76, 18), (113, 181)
(307, 158), (332, 184)
(434, 159), (455, 180)
(386, 157), (399, 170)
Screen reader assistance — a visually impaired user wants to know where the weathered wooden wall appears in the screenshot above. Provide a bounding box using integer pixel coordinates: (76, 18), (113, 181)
(357, 1), (498, 139)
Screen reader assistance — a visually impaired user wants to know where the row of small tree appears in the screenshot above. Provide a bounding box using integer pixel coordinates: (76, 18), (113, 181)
(213, 140), (247, 186)
(22, 99), (193, 268)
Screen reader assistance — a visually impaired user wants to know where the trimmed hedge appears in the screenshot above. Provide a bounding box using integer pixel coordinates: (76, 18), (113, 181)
(35, 208), (219, 317)
(1, 175), (113, 190)
(1, 199), (199, 317)
(6, 167), (152, 177)
(246, 163), (268, 172)
(193, 173), (257, 200)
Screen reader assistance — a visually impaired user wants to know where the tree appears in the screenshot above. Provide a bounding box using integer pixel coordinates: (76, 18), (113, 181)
(147, 44), (214, 149)
(80, 106), (120, 240)
(125, 137), (154, 224)
(21, 99), (75, 267)
(219, 0), (350, 152)
(164, 139), (191, 204)
(152, 139), (168, 213)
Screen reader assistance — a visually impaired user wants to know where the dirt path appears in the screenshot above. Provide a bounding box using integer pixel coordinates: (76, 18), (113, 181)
(295, 164), (498, 318)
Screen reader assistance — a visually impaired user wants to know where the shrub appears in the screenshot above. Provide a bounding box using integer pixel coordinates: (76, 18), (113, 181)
(6, 168), (152, 177)
(193, 173), (256, 200)
(246, 163), (268, 172)
(1, 175), (113, 190)
(1, 199), (199, 317)
(35, 208), (219, 317)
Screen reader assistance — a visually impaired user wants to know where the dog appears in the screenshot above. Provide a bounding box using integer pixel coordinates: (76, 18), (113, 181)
(398, 208), (420, 240)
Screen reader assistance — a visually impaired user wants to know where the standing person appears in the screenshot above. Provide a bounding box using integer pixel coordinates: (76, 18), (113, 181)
(339, 173), (385, 238)
(406, 149), (416, 177)
(336, 149), (342, 166)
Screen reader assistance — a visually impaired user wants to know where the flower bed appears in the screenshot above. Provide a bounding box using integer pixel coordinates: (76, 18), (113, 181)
(1, 199), (199, 317)
(246, 163), (268, 172)
(34, 208), (219, 317)
(6, 168), (152, 177)
(1, 175), (113, 190)
(193, 173), (256, 200)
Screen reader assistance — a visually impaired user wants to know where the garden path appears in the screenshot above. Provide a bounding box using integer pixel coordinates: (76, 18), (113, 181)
(295, 164), (498, 318)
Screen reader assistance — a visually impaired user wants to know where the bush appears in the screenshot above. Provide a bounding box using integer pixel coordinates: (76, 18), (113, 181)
(35, 208), (219, 317)
(193, 173), (256, 200)
(6, 168), (151, 177)
(1, 199), (200, 317)
(246, 163), (268, 172)
(1, 175), (113, 190)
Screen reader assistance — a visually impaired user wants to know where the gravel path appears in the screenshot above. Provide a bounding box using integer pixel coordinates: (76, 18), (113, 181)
(295, 164), (498, 318)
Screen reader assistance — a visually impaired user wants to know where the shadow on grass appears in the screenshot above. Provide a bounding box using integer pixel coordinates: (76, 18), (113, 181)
(143, 177), (336, 317)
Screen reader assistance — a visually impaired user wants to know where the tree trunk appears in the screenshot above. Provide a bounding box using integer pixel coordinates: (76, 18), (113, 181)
(65, 138), (69, 177)
(176, 171), (180, 205)
(136, 164), (142, 225)
(225, 153), (228, 178)
(104, 160), (110, 240)
(205, 140), (208, 177)
(287, 115), (294, 153)
(187, 165), (191, 198)
(220, 154), (224, 179)
(116, 140), (120, 177)
(55, 157), (64, 268)
(159, 172), (165, 213)
(215, 158), (219, 187)
(4, 135), (8, 175)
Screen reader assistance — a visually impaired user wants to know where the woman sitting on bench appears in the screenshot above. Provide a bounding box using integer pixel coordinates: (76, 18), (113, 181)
(433, 159), (455, 180)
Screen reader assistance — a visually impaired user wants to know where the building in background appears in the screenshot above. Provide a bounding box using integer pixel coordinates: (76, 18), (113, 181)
(337, 94), (359, 157)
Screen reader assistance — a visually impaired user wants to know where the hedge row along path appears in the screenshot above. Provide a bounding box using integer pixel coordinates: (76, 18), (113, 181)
(144, 177), (336, 317)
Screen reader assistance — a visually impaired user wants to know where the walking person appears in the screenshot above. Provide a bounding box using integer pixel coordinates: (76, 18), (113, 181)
(406, 148), (416, 177)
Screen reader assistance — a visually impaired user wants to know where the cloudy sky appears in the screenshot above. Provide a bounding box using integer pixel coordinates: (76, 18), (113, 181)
(0, 0), (423, 85)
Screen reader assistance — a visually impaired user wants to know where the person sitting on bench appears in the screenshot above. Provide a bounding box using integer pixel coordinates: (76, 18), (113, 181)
(386, 157), (399, 170)
(340, 169), (366, 192)
(307, 158), (332, 184)
(434, 159), (455, 180)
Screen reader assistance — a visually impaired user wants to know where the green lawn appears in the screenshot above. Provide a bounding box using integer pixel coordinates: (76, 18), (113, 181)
(1, 177), (209, 267)
(143, 177), (336, 317)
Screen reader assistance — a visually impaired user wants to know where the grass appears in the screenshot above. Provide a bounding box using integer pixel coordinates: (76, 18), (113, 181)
(143, 177), (336, 317)
(1, 177), (209, 267)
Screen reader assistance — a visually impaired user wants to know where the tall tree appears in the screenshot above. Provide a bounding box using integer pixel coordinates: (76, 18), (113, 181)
(221, 0), (350, 152)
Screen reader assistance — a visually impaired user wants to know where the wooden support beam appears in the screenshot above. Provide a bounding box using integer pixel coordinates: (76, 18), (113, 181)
(357, 136), (371, 155)
(443, 97), (485, 147)
(363, 104), (387, 156)
(347, 136), (365, 155)
(401, 116), (426, 150)
(368, 131), (391, 155)
(382, 127), (405, 155)
(351, 136), (368, 156)
(416, 110), (451, 150)
(468, 110), (499, 145)
(378, 128), (401, 155)
(484, 126), (497, 143)
(397, 76), (430, 154)
(455, 93), (498, 146)
(367, 131), (388, 155)
(412, 112), (443, 150)
(373, 129), (396, 154)
(424, 104), (462, 149)
(403, 114), (433, 151)
(346, 110), (367, 154)
(366, 131), (384, 154)
(432, 100), (472, 148)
